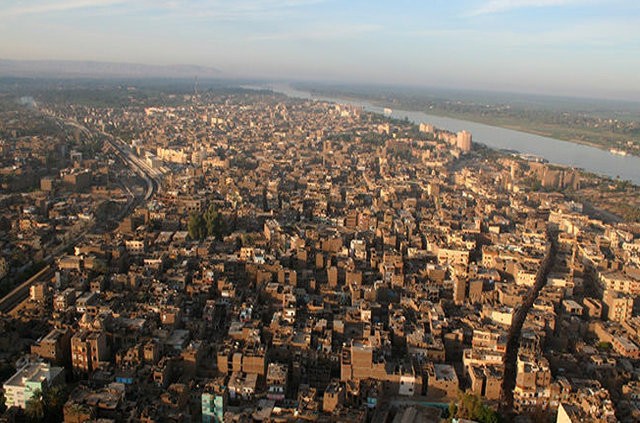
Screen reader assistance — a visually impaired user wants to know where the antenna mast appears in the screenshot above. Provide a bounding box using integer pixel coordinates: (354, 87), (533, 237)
(193, 75), (200, 103)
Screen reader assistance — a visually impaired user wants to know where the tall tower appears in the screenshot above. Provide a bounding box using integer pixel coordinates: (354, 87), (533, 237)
(456, 130), (472, 152)
(193, 75), (200, 104)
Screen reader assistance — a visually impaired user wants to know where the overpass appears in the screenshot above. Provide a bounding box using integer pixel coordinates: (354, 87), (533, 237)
(0, 266), (53, 314)
(0, 114), (161, 315)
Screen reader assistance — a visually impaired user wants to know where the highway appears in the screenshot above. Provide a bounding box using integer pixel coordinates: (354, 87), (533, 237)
(0, 266), (53, 313)
(59, 117), (161, 201)
(0, 115), (161, 315)
(103, 134), (159, 201)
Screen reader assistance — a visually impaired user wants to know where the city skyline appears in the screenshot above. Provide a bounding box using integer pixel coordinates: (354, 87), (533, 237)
(0, 1), (639, 100)
(2, 5), (640, 419)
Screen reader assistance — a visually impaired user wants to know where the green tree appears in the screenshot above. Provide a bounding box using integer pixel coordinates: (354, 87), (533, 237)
(477, 405), (500, 423)
(203, 204), (225, 239)
(64, 402), (95, 422)
(187, 213), (206, 240)
(25, 389), (45, 422)
(448, 400), (457, 419)
(43, 385), (69, 421)
(449, 392), (500, 423)
(0, 391), (6, 414)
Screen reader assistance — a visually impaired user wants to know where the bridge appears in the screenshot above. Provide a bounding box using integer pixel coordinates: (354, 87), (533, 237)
(0, 114), (161, 315)
(0, 265), (53, 314)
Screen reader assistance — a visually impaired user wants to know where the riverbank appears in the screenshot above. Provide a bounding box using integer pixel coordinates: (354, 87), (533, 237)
(266, 84), (640, 185)
(307, 90), (637, 158)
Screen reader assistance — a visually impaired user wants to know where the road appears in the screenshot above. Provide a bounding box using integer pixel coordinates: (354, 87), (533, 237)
(102, 133), (161, 201)
(500, 228), (558, 415)
(0, 266), (54, 313)
(59, 117), (161, 201)
(0, 114), (160, 315)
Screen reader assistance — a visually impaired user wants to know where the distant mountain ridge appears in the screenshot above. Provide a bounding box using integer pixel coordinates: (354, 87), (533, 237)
(0, 59), (222, 79)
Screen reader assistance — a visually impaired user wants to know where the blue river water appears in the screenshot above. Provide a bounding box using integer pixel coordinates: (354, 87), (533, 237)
(264, 85), (640, 186)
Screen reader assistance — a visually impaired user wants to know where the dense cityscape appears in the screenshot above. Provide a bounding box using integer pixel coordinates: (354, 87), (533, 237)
(0, 85), (638, 422)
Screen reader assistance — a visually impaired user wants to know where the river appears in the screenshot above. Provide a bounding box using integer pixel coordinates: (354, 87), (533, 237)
(257, 84), (640, 186)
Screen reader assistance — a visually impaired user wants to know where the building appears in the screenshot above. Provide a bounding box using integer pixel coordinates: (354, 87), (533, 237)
(453, 278), (466, 305)
(323, 381), (344, 413)
(513, 353), (552, 411)
(419, 123), (435, 134)
(54, 288), (76, 311)
(62, 169), (92, 191)
(266, 362), (288, 401)
(340, 339), (422, 396)
(425, 363), (459, 399)
(562, 299), (584, 316)
(31, 327), (72, 366)
(468, 364), (503, 400)
(456, 130), (472, 152)
(202, 380), (227, 423)
(125, 239), (146, 255)
(157, 147), (188, 164)
(3, 361), (64, 409)
(71, 330), (109, 375)
(40, 176), (55, 192)
(472, 329), (507, 354)
(29, 282), (47, 303)
(611, 335), (640, 359)
(598, 271), (640, 295)
(557, 403), (581, 423)
(602, 290), (634, 323)
(582, 297), (602, 318)
(227, 372), (258, 400)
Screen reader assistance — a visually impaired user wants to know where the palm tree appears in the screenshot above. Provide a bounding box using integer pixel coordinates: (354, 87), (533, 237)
(64, 402), (95, 423)
(24, 389), (45, 422)
(44, 385), (69, 421)
(0, 391), (6, 413)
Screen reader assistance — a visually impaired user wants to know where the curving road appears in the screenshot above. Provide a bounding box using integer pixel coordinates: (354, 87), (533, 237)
(102, 133), (160, 201)
(59, 117), (160, 201)
(0, 114), (160, 315)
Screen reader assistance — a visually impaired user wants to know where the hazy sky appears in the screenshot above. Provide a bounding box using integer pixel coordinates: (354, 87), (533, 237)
(1, 0), (639, 100)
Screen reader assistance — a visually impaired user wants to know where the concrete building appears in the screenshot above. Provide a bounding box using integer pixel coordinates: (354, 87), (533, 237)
(456, 130), (472, 152)
(425, 363), (459, 399)
(582, 297), (602, 318)
(266, 362), (288, 401)
(602, 290), (634, 323)
(31, 327), (72, 366)
(62, 169), (92, 191)
(468, 364), (503, 400)
(3, 361), (64, 409)
(323, 381), (344, 413)
(514, 354), (552, 411)
(71, 330), (109, 375)
(54, 288), (76, 312)
(227, 372), (258, 400)
(29, 282), (47, 303)
(202, 381), (227, 423)
(419, 123), (435, 134)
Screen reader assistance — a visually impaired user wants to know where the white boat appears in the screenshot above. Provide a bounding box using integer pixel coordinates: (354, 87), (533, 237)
(609, 148), (628, 156)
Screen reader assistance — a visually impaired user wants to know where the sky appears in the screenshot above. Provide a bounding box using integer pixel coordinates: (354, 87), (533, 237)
(0, 0), (639, 100)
